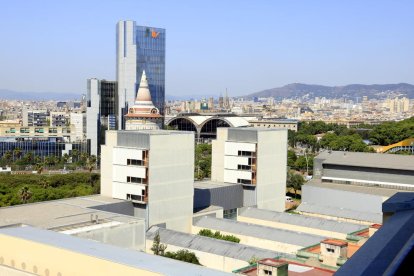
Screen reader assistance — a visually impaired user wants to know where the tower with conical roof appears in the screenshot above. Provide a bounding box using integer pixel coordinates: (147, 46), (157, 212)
(125, 71), (163, 130)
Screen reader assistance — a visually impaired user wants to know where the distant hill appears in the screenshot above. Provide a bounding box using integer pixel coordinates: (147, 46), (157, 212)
(0, 89), (81, 101)
(245, 83), (414, 100)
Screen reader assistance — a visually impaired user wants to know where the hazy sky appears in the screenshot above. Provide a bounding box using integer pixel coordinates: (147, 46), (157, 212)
(1, 0), (414, 97)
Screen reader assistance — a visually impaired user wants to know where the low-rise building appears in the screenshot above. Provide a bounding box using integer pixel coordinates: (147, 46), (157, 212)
(299, 151), (414, 224)
(192, 216), (326, 254)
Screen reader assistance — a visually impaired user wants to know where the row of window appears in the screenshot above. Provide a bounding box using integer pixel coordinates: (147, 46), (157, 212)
(238, 150), (255, 157)
(127, 159), (144, 166)
(237, 164), (252, 171)
(126, 176), (145, 184)
(322, 178), (414, 191)
(237, 178), (252, 185)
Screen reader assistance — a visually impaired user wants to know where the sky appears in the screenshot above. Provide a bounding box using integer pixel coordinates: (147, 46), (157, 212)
(1, 0), (414, 97)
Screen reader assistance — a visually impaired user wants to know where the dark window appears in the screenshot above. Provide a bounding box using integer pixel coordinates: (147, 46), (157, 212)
(127, 159), (144, 166)
(237, 178), (252, 185)
(127, 176), (143, 184)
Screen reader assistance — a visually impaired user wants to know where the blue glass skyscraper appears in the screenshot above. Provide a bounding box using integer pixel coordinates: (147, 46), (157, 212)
(116, 21), (166, 129)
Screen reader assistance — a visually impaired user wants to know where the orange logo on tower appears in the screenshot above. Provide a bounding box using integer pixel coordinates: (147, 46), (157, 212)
(151, 29), (159, 38)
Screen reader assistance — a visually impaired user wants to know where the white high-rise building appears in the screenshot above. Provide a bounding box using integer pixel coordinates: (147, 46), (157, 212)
(211, 128), (288, 211)
(101, 130), (194, 233)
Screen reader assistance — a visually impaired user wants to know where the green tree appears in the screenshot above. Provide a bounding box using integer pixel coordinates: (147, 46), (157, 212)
(62, 153), (70, 164)
(19, 186), (32, 204)
(164, 250), (201, 265)
(287, 171), (305, 198)
(151, 231), (167, 256)
(35, 163), (44, 175)
(3, 151), (12, 162)
(23, 152), (33, 164)
(86, 155), (97, 185)
(287, 150), (297, 168)
(13, 148), (22, 160)
(195, 144), (212, 180)
(197, 229), (240, 243)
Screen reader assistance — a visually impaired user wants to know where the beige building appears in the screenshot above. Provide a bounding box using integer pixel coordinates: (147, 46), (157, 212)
(249, 119), (298, 131)
(211, 128), (287, 211)
(237, 207), (366, 240)
(101, 130), (194, 233)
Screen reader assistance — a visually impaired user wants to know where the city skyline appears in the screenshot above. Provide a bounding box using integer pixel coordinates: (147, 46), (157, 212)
(1, 0), (414, 97)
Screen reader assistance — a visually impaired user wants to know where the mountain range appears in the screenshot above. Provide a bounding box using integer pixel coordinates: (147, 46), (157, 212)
(245, 83), (414, 100)
(0, 89), (81, 101)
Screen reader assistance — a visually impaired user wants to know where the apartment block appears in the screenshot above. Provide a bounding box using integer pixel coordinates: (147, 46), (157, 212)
(211, 128), (287, 212)
(101, 130), (194, 233)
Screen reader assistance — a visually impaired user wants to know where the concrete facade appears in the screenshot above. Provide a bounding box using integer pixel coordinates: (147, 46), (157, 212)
(211, 128), (287, 211)
(101, 130), (194, 233)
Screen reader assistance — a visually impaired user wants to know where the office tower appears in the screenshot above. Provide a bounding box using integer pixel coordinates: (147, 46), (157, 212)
(211, 128), (288, 211)
(86, 79), (118, 156)
(116, 20), (166, 129)
(125, 71), (162, 130)
(101, 130), (194, 232)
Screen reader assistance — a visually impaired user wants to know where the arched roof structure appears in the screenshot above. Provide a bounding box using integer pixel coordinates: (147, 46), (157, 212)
(166, 115), (253, 140)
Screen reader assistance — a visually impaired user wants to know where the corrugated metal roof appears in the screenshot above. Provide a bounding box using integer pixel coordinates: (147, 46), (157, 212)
(193, 216), (325, 247)
(317, 151), (414, 171)
(0, 226), (231, 276)
(147, 226), (292, 261)
(306, 180), (406, 197)
(238, 207), (366, 234)
(297, 202), (382, 224)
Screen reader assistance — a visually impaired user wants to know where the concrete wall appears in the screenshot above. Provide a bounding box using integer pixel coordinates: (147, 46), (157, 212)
(0, 234), (160, 276)
(237, 215), (348, 240)
(194, 185), (243, 211)
(211, 128), (227, 182)
(191, 225), (302, 254)
(147, 133), (194, 233)
(74, 221), (146, 251)
(256, 130), (287, 212)
(145, 239), (250, 273)
(100, 131), (117, 197)
(322, 167), (414, 188)
(86, 79), (100, 156)
(0, 265), (35, 275)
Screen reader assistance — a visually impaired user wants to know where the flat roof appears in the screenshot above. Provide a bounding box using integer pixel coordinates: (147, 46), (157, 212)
(0, 195), (140, 230)
(317, 151), (414, 171)
(194, 180), (242, 189)
(238, 207), (367, 234)
(306, 180), (408, 197)
(0, 226), (231, 276)
(147, 226), (292, 261)
(193, 216), (326, 247)
(297, 202), (382, 224)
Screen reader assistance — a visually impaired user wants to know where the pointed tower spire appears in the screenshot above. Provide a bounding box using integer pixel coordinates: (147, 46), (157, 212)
(136, 70), (152, 102)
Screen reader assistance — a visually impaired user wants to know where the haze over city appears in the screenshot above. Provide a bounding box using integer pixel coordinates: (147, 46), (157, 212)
(1, 0), (414, 97)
